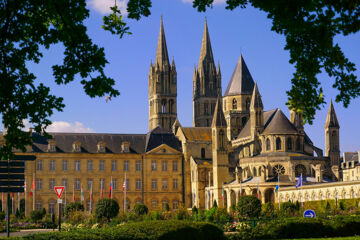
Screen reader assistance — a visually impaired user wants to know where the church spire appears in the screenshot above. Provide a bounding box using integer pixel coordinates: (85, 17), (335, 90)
(212, 96), (226, 128)
(250, 82), (263, 110)
(155, 16), (169, 69)
(199, 17), (214, 65)
(325, 100), (340, 129)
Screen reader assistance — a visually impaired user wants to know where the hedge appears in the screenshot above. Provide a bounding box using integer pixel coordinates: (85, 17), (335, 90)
(227, 216), (360, 239)
(14, 220), (224, 240)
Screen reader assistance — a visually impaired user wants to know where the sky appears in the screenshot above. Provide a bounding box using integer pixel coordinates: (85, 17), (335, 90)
(3, 0), (360, 153)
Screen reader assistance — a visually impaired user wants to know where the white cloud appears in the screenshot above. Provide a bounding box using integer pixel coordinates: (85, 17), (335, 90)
(181, 0), (226, 5)
(22, 120), (95, 133)
(87, 0), (128, 15)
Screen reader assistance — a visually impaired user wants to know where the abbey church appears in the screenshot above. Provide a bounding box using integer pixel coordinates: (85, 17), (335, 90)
(2, 17), (359, 215)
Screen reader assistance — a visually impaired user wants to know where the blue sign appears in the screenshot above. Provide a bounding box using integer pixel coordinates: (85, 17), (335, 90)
(303, 209), (316, 218)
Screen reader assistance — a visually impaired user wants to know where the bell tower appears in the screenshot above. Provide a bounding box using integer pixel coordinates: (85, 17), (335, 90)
(149, 17), (177, 131)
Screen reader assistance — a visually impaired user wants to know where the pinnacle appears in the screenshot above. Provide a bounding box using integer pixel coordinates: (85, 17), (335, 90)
(155, 16), (170, 68)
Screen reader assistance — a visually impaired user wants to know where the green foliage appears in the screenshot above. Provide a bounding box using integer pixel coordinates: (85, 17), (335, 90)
(41, 208), (46, 216)
(339, 200), (345, 210)
(30, 210), (44, 223)
(295, 200), (300, 211)
(15, 208), (20, 219)
(236, 195), (262, 219)
(213, 200), (218, 208)
(20, 220), (225, 240)
(0, 211), (5, 221)
(133, 203), (148, 216)
(174, 205), (190, 220)
(281, 201), (297, 215)
(0, 1), (120, 161)
(65, 202), (84, 217)
(127, 0), (152, 20)
(262, 202), (275, 217)
(102, 5), (131, 38)
(192, 206), (198, 215)
(95, 198), (119, 221)
(164, 203), (170, 211)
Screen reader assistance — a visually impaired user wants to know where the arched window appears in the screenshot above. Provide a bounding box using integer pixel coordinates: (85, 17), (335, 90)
(295, 164), (306, 177)
(232, 98), (237, 110)
(287, 138), (293, 151)
(201, 148), (205, 159)
(242, 117), (247, 126)
(296, 138), (301, 151)
(161, 100), (167, 113)
(276, 137), (282, 150)
(266, 138), (271, 151)
(169, 100), (174, 113)
(253, 167), (257, 177)
(245, 98), (251, 111)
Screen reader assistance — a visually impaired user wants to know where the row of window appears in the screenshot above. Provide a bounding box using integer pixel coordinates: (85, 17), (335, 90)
(34, 178), (179, 191)
(265, 137), (301, 151)
(36, 159), (179, 172)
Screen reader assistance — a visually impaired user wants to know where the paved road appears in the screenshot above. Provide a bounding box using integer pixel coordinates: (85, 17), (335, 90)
(0, 229), (57, 238)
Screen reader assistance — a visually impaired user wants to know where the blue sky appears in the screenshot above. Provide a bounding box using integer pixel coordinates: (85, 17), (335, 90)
(6, 0), (360, 153)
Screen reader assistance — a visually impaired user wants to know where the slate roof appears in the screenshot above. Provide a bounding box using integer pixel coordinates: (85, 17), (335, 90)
(343, 152), (359, 162)
(181, 127), (212, 142)
(325, 100), (340, 128)
(262, 109), (298, 135)
(145, 126), (182, 152)
(193, 158), (212, 166)
(224, 54), (255, 96)
(30, 132), (147, 154)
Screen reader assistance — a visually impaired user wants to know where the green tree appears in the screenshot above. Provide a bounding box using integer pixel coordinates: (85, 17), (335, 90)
(0, 0), (123, 160)
(30, 210), (44, 223)
(133, 203), (148, 215)
(237, 195), (262, 219)
(64, 202), (84, 217)
(95, 198), (120, 221)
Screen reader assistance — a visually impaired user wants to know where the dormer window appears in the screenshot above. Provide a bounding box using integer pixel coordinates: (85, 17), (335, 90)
(122, 142), (130, 153)
(48, 140), (56, 152)
(73, 142), (81, 152)
(97, 142), (106, 153)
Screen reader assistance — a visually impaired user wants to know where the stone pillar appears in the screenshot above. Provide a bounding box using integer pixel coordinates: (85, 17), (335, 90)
(315, 164), (323, 182)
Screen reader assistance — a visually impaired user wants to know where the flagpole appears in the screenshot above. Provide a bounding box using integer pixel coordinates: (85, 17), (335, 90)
(24, 179), (27, 216)
(278, 175), (280, 210)
(124, 173), (126, 212)
(32, 173), (35, 211)
(17, 192), (20, 212)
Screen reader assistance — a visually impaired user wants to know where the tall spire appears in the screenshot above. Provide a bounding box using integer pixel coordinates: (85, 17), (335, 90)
(250, 82), (263, 109)
(155, 16), (169, 68)
(199, 17), (214, 64)
(212, 96), (226, 128)
(325, 100), (340, 128)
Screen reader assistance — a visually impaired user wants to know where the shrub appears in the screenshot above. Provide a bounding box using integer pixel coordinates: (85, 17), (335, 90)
(67, 210), (88, 225)
(339, 200), (345, 210)
(214, 207), (232, 224)
(30, 210), (44, 223)
(41, 208), (46, 216)
(133, 203), (148, 216)
(262, 202), (275, 217)
(174, 205), (189, 220)
(0, 211), (5, 221)
(65, 202), (84, 217)
(192, 206), (198, 215)
(213, 200), (218, 208)
(281, 201), (297, 215)
(236, 195), (261, 219)
(95, 198), (119, 221)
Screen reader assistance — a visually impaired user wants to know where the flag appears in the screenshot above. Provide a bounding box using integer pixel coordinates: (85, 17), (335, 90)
(109, 178), (113, 198)
(275, 176), (280, 193)
(100, 180), (104, 199)
(72, 185), (75, 203)
(80, 186), (84, 202)
(257, 183), (259, 199)
(221, 187), (224, 200)
(122, 180), (126, 192)
(30, 178), (34, 197)
(296, 174), (303, 188)
(89, 184), (93, 202)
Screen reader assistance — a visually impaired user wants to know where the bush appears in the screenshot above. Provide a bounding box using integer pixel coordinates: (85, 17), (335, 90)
(95, 198), (119, 221)
(30, 210), (44, 223)
(0, 211), (5, 221)
(236, 196), (261, 219)
(65, 202), (84, 217)
(133, 203), (148, 216)
(281, 201), (297, 215)
(21, 220), (225, 240)
(174, 205), (190, 220)
(67, 210), (88, 225)
(262, 202), (275, 217)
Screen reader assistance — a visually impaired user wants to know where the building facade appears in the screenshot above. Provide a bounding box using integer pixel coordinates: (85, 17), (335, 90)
(1, 17), (359, 215)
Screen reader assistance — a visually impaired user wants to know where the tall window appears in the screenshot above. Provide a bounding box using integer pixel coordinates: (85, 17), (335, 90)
(62, 179), (68, 190)
(87, 160), (93, 171)
(276, 137), (282, 150)
(125, 179), (129, 191)
(99, 160), (105, 171)
(232, 98), (237, 110)
(266, 138), (271, 151)
(36, 179), (42, 190)
(62, 160), (68, 171)
(162, 161), (167, 171)
(136, 179), (141, 190)
(49, 160), (55, 171)
(173, 200), (179, 210)
(87, 179), (93, 190)
(74, 179), (80, 190)
(162, 179), (168, 190)
(151, 179), (157, 190)
(219, 130), (225, 149)
(37, 160), (42, 171)
(161, 99), (166, 113)
(124, 160), (129, 171)
(49, 201), (55, 214)
(151, 161), (157, 171)
(201, 148), (205, 159)
(136, 160), (141, 171)
(296, 138), (301, 151)
(169, 100), (174, 113)
(49, 178), (55, 190)
(242, 117), (247, 126)
(35, 201), (42, 211)
(204, 103), (209, 115)
(173, 179), (178, 190)
(287, 138), (293, 151)
(75, 160), (80, 171)
(111, 160), (117, 171)
(173, 161), (178, 172)
(253, 167), (257, 177)
(112, 178), (117, 190)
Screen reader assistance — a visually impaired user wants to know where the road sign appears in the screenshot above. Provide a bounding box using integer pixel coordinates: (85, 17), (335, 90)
(57, 199), (63, 204)
(303, 209), (316, 218)
(54, 186), (65, 199)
